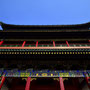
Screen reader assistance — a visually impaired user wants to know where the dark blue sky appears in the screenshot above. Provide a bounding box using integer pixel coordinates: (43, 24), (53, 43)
(0, 0), (90, 25)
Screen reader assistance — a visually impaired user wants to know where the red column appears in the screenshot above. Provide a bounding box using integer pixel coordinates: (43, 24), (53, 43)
(36, 41), (38, 47)
(25, 77), (31, 90)
(0, 76), (5, 89)
(0, 41), (4, 46)
(66, 41), (69, 47)
(22, 41), (26, 47)
(85, 77), (90, 88)
(88, 40), (90, 42)
(59, 77), (65, 90)
(53, 41), (55, 47)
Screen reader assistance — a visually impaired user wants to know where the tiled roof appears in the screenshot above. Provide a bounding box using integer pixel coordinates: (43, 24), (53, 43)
(0, 22), (90, 31)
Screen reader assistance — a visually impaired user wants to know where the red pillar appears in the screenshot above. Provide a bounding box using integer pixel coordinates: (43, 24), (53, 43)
(59, 77), (65, 90)
(0, 76), (5, 89)
(53, 41), (55, 47)
(88, 40), (90, 42)
(22, 41), (26, 47)
(25, 77), (31, 90)
(36, 41), (38, 47)
(85, 77), (90, 88)
(0, 41), (4, 46)
(66, 41), (69, 47)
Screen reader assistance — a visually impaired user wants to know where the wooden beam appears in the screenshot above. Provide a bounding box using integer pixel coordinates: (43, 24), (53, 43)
(0, 41), (4, 46)
(22, 41), (26, 47)
(0, 76), (5, 89)
(36, 41), (38, 47)
(53, 41), (55, 47)
(66, 41), (69, 47)
(0, 46), (90, 49)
